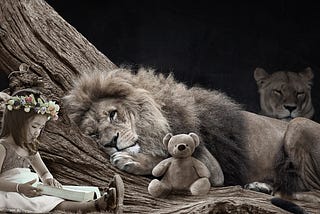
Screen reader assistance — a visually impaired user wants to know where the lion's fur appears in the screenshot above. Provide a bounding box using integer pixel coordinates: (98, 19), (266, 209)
(63, 67), (320, 211)
(63, 67), (320, 205)
(273, 117), (320, 195)
(64, 68), (249, 185)
(254, 67), (314, 121)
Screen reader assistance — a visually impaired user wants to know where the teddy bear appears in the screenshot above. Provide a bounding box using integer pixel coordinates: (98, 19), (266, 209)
(148, 133), (211, 198)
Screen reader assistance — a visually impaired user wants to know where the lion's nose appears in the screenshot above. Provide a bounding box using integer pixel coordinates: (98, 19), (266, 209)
(178, 145), (186, 151)
(107, 133), (119, 147)
(284, 105), (297, 113)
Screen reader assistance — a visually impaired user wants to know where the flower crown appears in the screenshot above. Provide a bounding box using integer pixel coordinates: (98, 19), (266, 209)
(6, 94), (60, 120)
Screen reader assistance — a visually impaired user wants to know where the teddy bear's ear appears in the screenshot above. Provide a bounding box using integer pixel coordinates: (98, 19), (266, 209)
(163, 133), (173, 147)
(189, 133), (200, 147)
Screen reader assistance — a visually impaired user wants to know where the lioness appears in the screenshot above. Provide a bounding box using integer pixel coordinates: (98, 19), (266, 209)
(254, 67), (314, 121)
(64, 68), (320, 205)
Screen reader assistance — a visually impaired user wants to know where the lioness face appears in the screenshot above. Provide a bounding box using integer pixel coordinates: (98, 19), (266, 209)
(80, 98), (138, 153)
(254, 68), (314, 121)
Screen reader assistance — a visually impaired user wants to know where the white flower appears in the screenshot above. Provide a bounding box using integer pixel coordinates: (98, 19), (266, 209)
(55, 104), (60, 112)
(8, 100), (15, 105)
(24, 107), (31, 112)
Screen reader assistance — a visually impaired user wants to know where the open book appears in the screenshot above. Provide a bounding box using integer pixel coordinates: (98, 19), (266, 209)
(37, 184), (101, 202)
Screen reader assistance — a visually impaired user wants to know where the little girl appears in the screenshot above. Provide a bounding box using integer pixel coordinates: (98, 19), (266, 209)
(0, 89), (124, 213)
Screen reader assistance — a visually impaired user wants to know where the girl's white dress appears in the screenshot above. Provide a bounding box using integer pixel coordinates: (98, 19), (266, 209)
(0, 168), (64, 213)
(0, 141), (99, 213)
(0, 140), (65, 213)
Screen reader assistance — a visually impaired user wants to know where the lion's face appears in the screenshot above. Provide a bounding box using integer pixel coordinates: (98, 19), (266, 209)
(80, 98), (138, 152)
(63, 70), (170, 156)
(254, 67), (314, 121)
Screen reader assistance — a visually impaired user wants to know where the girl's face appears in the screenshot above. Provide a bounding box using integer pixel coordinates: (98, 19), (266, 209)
(26, 115), (48, 143)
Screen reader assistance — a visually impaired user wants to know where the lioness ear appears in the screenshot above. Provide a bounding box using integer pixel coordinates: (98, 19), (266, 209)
(163, 133), (173, 148)
(189, 133), (200, 147)
(299, 67), (314, 84)
(254, 68), (269, 87)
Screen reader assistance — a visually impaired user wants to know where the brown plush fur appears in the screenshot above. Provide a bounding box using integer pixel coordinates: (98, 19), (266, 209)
(148, 133), (211, 197)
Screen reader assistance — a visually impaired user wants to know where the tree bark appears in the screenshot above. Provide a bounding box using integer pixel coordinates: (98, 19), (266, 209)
(0, 0), (318, 213)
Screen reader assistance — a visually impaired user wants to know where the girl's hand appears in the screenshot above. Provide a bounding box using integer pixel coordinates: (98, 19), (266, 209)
(18, 179), (42, 197)
(44, 178), (62, 188)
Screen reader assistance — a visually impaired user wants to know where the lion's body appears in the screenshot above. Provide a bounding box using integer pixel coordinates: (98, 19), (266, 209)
(254, 68), (314, 121)
(64, 68), (320, 197)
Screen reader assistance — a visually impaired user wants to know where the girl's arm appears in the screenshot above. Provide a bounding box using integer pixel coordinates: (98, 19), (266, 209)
(0, 178), (41, 197)
(0, 144), (41, 196)
(29, 152), (61, 187)
(0, 179), (21, 192)
(29, 152), (52, 180)
(0, 144), (15, 192)
(0, 144), (5, 172)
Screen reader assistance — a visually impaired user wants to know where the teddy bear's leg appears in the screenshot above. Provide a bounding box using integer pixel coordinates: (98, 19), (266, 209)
(190, 177), (211, 195)
(148, 179), (172, 198)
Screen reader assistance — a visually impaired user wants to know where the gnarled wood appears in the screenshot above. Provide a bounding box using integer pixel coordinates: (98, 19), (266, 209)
(0, 0), (318, 213)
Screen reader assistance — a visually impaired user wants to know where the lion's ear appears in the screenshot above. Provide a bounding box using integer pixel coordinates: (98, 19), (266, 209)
(163, 133), (173, 148)
(189, 133), (200, 147)
(299, 67), (314, 85)
(254, 68), (269, 87)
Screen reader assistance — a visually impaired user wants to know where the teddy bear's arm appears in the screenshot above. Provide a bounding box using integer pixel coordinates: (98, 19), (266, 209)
(192, 158), (211, 178)
(152, 158), (172, 177)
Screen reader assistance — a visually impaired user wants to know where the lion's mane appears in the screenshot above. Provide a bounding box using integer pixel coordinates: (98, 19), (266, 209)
(64, 68), (249, 185)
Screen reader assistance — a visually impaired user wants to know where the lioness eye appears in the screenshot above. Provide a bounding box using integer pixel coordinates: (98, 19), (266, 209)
(109, 110), (117, 121)
(297, 92), (305, 97)
(273, 89), (282, 96)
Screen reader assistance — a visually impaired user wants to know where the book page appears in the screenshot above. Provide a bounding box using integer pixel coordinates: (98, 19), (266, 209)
(37, 184), (99, 202)
(63, 185), (101, 198)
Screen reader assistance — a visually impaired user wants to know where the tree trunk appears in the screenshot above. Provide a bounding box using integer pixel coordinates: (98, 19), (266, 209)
(0, 0), (318, 213)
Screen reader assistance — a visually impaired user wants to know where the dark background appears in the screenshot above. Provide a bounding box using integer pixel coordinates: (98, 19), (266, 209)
(4, 1), (320, 121)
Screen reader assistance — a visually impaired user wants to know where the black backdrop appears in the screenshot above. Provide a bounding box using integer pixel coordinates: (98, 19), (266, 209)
(3, 1), (320, 121)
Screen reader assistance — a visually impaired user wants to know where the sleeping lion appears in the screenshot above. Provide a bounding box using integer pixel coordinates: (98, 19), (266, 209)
(63, 68), (320, 207)
(254, 67), (314, 121)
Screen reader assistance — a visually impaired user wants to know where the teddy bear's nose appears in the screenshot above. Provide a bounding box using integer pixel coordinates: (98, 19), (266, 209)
(178, 144), (186, 151)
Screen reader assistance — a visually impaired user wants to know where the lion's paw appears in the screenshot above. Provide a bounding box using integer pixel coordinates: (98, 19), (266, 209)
(110, 152), (144, 174)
